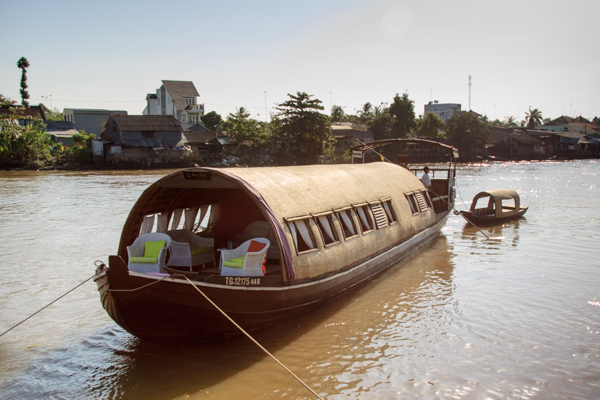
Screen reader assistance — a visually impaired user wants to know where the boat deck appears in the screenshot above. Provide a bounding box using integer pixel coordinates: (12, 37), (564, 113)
(165, 262), (282, 278)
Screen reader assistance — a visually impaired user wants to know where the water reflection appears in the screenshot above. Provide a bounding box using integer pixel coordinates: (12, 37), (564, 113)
(0, 234), (457, 399)
(299, 234), (456, 398)
(460, 218), (525, 248)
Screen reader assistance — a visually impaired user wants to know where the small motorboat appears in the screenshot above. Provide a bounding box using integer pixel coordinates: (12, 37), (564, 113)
(460, 189), (528, 225)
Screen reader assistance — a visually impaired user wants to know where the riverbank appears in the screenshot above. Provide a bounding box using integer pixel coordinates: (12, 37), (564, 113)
(3, 151), (598, 172)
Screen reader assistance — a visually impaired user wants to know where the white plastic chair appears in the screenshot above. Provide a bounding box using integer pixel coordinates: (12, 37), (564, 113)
(235, 221), (279, 260)
(220, 238), (270, 277)
(166, 229), (215, 270)
(127, 233), (172, 273)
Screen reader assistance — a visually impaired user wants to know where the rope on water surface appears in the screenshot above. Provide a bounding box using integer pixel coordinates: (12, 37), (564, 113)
(180, 275), (325, 400)
(0, 273), (95, 339)
(431, 187), (492, 240)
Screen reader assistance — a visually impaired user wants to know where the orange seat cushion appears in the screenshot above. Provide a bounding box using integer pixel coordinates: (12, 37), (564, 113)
(248, 240), (266, 252)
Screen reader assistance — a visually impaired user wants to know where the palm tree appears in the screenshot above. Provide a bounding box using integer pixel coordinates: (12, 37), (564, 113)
(504, 115), (518, 127)
(525, 107), (543, 129)
(17, 57), (30, 107)
(357, 102), (373, 121)
(331, 105), (345, 122)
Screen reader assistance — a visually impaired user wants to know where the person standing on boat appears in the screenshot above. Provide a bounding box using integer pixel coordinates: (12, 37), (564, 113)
(421, 167), (432, 190)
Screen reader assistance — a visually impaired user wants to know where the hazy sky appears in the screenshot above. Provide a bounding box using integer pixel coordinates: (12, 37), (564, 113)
(1, 0), (598, 123)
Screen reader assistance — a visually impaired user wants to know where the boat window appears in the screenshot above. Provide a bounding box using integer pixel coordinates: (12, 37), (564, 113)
(473, 196), (494, 211)
(194, 204), (214, 232)
(422, 190), (433, 209)
(369, 202), (389, 229)
(335, 209), (358, 239)
(382, 200), (397, 223)
(140, 214), (156, 235)
(287, 219), (316, 254)
(501, 198), (516, 210)
(405, 194), (419, 214)
(354, 205), (374, 233)
(314, 213), (340, 246)
(169, 209), (185, 230)
(414, 191), (429, 212)
(157, 212), (170, 232)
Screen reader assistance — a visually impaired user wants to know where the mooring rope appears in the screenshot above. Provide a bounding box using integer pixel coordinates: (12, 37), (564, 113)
(0, 274), (95, 339)
(179, 275), (325, 400)
(431, 187), (491, 240)
(106, 276), (170, 292)
(97, 266), (323, 399)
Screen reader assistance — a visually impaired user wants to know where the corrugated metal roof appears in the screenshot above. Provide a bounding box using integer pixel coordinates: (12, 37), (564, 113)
(50, 129), (79, 138)
(183, 131), (215, 144)
(111, 115), (183, 132)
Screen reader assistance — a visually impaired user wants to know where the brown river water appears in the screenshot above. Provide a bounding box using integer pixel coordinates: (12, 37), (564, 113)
(0, 160), (599, 399)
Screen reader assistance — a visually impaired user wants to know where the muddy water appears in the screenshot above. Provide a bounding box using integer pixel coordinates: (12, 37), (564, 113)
(1, 160), (599, 399)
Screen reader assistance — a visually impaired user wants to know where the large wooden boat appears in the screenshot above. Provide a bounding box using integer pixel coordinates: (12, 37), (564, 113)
(94, 140), (458, 341)
(460, 189), (528, 225)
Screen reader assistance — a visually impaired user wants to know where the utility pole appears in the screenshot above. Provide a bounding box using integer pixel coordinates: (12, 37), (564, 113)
(468, 75), (472, 111)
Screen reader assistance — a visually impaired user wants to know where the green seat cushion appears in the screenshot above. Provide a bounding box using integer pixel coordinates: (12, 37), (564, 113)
(222, 256), (245, 269)
(144, 240), (166, 257)
(130, 256), (159, 264)
(191, 247), (213, 256)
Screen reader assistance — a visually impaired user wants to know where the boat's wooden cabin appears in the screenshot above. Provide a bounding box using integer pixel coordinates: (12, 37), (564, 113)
(468, 189), (523, 219)
(117, 161), (456, 284)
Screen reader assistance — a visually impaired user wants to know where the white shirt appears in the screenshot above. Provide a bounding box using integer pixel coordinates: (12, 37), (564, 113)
(421, 173), (431, 188)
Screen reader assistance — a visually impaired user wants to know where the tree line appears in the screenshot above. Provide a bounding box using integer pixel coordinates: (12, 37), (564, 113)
(5, 56), (598, 168)
(0, 94), (94, 169)
(205, 91), (494, 163)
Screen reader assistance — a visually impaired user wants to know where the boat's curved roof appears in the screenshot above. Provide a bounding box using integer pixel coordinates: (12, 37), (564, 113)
(470, 189), (522, 213)
(120, 162), (428, 281)
(473, 189), (520, 201)
(221, 162), (417, 218)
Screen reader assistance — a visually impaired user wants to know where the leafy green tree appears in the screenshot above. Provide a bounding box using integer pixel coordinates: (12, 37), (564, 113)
(388, 93), (416, 138)
(222, 107), (271, 147)
(17, 57), (30, 107)
(525, 107), (543, 129)
(445, 111), (491, 160)
(42, 104), (63, 121)
(64, 130), (95, 162)
(1, 94), (51, 166)
(416, 112), (445, 139)
(331, 105), (346, 123)
(274, 92), (333, 164)
(369, 108), (394, 140)
(200, 111), (223, 131)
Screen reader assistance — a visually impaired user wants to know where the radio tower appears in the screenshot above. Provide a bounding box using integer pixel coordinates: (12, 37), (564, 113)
(468, 75), (472, 111)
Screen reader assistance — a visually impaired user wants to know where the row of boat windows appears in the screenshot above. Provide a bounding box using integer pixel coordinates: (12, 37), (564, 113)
(286, 190), (432, 254)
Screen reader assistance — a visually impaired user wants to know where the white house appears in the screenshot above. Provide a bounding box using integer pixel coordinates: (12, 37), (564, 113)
(143, 80), (205, 129)
(424, 101), (461, 123)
